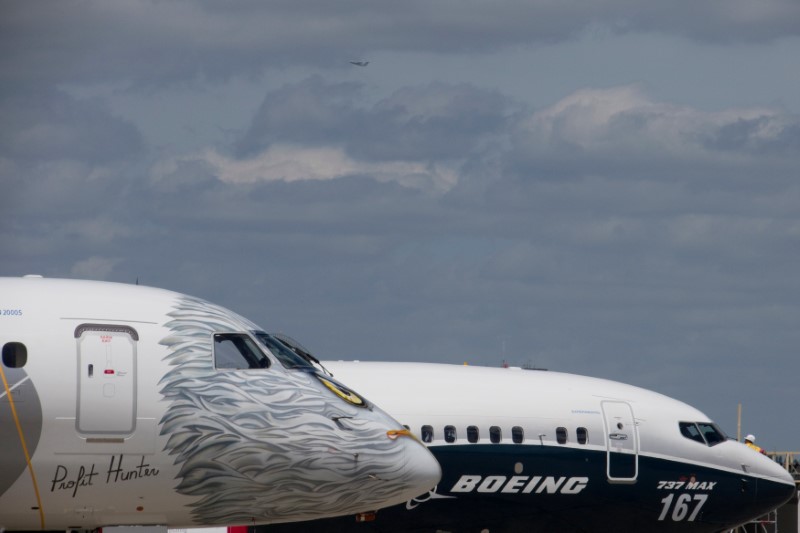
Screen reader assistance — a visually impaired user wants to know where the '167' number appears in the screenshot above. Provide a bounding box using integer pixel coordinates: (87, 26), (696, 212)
(658, 493), (708, 522)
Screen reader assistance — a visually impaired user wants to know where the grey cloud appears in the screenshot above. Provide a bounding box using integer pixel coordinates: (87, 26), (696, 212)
(235, 76), (367, 157)
(0, 88), (147, 282)
(69, 255), (121, 280)
(0, 89), (144, 164)
(0, 88), (146, 246)
(236, 77), (512, 162)
(3, 1), (798, 88)
(150, 157), (219, 193)
(352, 82), (511, 161)
(489, 87), (800, 189)
(619, 0), (800, 43)
(701, 115), (800, 155)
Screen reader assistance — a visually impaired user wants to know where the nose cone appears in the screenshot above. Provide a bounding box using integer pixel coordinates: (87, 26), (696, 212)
(287, 372), (441, 521)
(756, 475), (796, 515)
(348, 430), (441, 511)
(754, 455), (796, 513)
(386, 431), (443, 505)
(739, 446), (796, 520)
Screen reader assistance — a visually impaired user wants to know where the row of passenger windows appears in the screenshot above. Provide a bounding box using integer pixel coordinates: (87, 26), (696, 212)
(419, 425), (590, 445)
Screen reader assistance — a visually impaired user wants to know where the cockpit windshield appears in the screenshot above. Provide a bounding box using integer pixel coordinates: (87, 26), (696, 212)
(253, 332), (315, 370)
(679, 421), (727, 447)
(698, 422), (727, 445)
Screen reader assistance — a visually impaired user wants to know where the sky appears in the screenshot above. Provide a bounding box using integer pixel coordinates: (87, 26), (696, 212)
(1, 1), (799, 450)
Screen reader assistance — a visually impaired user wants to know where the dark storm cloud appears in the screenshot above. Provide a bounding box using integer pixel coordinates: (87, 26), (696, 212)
(619, 0), (800, 43)
(0, 89), (144, 164)
(0, 88), (144, 208)
(3, 0), (799, 88)
(489, 86), (800, 188)
(234, 76), (367, 157)
(0, 88), (146, 281)
(352, 82), (511, 161)
(701, 115), (800, 155)
(235, 76), (511, 161)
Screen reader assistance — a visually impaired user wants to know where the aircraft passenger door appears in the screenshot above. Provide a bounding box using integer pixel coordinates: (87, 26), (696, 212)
(601, 400), (638, 483)
(75, 324), (138, 435)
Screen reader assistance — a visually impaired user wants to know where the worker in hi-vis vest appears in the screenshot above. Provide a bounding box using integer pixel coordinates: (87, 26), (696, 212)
(744, 434), (766, 455)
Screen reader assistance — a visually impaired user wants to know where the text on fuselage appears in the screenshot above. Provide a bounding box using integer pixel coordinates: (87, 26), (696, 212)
(50, 455), (160, 498)
(450, 475), (589, 495)
(657, 481), (717, 491)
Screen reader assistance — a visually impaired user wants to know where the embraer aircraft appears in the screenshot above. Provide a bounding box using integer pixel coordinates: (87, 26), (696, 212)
(0, 277), (441, 532)
(257, 358), (796, 532)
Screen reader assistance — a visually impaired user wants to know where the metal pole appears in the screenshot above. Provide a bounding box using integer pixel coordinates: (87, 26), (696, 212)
(737, 403), (742, 442)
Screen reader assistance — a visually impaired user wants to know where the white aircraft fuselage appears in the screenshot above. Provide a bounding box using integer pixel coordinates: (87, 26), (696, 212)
(258, 361), (796, 532)
(0, 278), (441, 531)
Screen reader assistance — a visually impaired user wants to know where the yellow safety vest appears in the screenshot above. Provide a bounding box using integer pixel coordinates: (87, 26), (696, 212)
(745, 441), (763, 453)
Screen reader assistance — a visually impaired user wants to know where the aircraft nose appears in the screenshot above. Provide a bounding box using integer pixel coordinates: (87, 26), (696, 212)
(757, 476), (796, 513)
(743, 451), (796, 519)
(381, 429), (442, 505)
(756, 460), (796, 513)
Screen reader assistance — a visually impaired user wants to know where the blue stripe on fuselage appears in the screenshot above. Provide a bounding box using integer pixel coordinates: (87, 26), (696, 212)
(253, 443), (794, 533)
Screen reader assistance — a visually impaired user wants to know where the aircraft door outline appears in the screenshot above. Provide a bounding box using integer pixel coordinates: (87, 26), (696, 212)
(601, 400), (639, 483)
(75, 324), (138, 435)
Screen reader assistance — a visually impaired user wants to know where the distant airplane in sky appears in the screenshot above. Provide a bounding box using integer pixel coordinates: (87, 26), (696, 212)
(0, 276), (440, 532)
(349, 60), (369, 67)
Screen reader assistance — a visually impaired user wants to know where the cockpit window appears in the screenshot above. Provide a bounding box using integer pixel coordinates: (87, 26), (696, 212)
(214, 333), (270, 369)
(680, 421), (726, 447)
(697, 422), (726, 446)
(253, 332), (314, 370)
(679, 422), (705, 444)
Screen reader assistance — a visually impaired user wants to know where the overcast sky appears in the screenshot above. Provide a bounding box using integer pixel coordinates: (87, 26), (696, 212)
(2, 1), (799, 450)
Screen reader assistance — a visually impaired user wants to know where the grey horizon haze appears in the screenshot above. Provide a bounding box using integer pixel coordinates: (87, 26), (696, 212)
(1, 1), (799, 450)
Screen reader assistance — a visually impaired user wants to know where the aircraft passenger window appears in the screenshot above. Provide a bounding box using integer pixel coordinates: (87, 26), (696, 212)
(444, 425), (457, 443)
(576, 427), (588, 445)
(490, 426), (502, 444)
(421, 425), (433, 443)
(512, 426), (524, 444)
(679, 422), (706, 444)
(2, 342), (27, 368)
(214, 333), (271, 370)
(697, 423), (726, 446)
(467, 426), (479, 443)
(556, 427), (568, 444)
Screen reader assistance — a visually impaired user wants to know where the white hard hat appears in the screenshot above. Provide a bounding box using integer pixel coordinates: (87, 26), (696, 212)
(745, 434), (755, 442)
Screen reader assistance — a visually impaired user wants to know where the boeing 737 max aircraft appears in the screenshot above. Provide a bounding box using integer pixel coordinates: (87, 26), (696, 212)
(0, 277), (441, 532)
(257, 358), (795, 532)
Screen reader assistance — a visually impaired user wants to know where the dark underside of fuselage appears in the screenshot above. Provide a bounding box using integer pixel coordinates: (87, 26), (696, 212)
(258, 444), (793, 533)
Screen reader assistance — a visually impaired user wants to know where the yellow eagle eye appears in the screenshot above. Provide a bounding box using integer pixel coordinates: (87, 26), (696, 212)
(318, 376), (366, 407)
